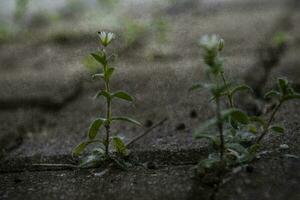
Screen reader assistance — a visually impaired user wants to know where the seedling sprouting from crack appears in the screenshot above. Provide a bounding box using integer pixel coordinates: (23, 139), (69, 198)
(190, 35), (252, 166)
(190, 34), (300, 178)
(255, 78), (300, 143)
(72, 31), (141, 168)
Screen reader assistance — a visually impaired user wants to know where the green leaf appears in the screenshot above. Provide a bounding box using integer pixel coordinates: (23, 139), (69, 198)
(95, 90), (111, 100)
(212, 83), (231, 97)
(111, 91), (133, 102)
(248, 125), (257, 133)
(194, 109), (243, 138)
(231, 84), (253, 96)
(194, 133), (219, 145)
(264, 90), (280, 99)
(112, 136), (128, 156)
(72, 142), (88, 156)
(230, 109), (249, 124)
(111, 116), (142, 126)
(105, 67), (115, 80)
(226, 143), (246, 154)
(88, 118), (106, 140)
(72, 140), (102, 156)
(269, 125), (284, 135)
(91, 53), (107, 66)
(79, 150), (105, 168)
(278, 78), (289, 95)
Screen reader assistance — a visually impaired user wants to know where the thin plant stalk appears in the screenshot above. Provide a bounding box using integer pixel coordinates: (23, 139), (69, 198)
(256, 101), (282, 143)
(104, 64), (111, 158)
(216, 95), (224, 160)
(220, 72), (234, 108)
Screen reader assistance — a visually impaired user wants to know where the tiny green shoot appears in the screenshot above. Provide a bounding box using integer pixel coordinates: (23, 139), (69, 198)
(72, 31), (141, 168)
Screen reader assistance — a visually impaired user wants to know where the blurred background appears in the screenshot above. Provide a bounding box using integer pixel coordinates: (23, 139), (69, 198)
(0, 0), (299, 157)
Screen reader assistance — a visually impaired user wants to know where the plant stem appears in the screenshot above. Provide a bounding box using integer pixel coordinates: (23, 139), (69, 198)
(104, 65), (111, 158)
(256, 100), (282, 143)
(220, 72), (234, 108)
(216, 96), (224, 160)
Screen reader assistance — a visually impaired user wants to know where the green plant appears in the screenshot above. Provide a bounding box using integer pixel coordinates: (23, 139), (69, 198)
(72, 31), (141, 168)
(191, 34), (300, 175)
(255, 78), (300, 143)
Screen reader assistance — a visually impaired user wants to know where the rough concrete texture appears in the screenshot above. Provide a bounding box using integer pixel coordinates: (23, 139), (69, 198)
(0, 0), (300, 199)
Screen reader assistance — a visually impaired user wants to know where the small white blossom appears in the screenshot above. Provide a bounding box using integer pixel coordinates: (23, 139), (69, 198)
(98, 31), (115, 47)
(199, 34), (224, 52)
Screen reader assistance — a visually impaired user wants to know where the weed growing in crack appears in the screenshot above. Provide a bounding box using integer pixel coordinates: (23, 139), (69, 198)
(72, 31), (141, 168)
(191, 34), (300, 177)
(255, 78), (300, 143)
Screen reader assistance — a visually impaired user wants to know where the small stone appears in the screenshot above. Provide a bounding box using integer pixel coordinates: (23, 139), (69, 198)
(175, 123), (186, 130)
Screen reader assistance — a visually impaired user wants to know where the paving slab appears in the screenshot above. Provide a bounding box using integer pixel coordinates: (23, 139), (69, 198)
(0, 1), (300, 199)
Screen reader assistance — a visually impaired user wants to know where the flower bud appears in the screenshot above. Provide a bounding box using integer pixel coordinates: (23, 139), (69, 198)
(218, 38), (224, 51)
(98, 31), (115, 47)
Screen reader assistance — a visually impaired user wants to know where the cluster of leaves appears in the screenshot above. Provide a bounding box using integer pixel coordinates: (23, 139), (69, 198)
(72, 31), (141, 168)
(191, 34), (300, 175)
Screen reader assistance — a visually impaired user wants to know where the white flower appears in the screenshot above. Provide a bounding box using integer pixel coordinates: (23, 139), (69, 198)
(98, 31), (115, 47)
(199, 34), (224, 52)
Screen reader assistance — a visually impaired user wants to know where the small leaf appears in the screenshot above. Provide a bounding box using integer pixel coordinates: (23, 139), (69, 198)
(112, 91), (133, 102)
(269, 125), (284, 135)
(112, 136), (128, 156)
(212, 83), (231, 97)
(264, 90), (280, 99)
(231, 84), (253, 96)
(106, 67), (115, 80)
(278, 78), (289, 95)
(91, 53), (107, 66)
(88, 118), (106, 140)
(72, 142), (89, 156)
(95, 90), (111, 100)
(230, 109), (249, 124)
(194, 133), (218, 143)
(72, 140), (103, 156)
(79, 151), (105, 168)
(194, 109), (243, 137)
(111, 116), (142, 126)
(226, 143), (246, 154)
(248, 125), (257, 133)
